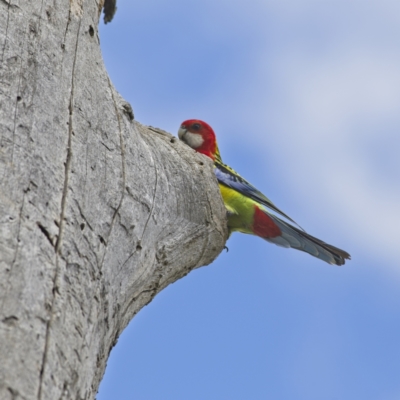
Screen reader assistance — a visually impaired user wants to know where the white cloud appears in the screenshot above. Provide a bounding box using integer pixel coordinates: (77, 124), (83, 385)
(245, 39), (400, 269)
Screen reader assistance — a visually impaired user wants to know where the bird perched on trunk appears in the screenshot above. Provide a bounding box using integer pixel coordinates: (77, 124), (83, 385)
(178, 119), (350, 266)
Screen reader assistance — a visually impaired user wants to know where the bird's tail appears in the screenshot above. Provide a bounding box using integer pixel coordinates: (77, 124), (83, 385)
(264, 212), (351, 266)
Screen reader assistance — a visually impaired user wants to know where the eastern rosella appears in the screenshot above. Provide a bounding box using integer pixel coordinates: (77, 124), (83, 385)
(178, 119), (350, 266)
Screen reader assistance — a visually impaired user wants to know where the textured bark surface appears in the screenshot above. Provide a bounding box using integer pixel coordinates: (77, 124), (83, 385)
(0, 1), (228, 399)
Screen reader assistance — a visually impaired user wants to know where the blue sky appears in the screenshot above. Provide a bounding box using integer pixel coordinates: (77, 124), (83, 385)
(97, 1), (400, 399)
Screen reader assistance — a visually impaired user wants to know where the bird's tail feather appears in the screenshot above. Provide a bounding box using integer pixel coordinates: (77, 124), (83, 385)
(266, 213), (350, 266)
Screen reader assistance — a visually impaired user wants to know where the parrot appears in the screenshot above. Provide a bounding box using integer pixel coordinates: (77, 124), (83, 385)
(178, 119), (351, 266)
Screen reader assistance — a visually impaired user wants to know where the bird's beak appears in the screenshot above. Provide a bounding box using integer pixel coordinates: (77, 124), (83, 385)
(178, 125), (187, 141)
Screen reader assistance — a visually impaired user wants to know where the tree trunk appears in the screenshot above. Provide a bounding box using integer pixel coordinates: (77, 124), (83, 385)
(0, 1), (228, 398)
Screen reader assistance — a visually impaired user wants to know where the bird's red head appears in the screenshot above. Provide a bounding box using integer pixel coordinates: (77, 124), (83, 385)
(178, 119), (220, 161)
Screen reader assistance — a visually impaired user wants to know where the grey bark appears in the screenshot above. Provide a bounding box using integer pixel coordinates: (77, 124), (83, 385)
(0, 1), (228, 399)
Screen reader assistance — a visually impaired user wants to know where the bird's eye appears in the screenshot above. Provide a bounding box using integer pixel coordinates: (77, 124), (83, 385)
(192, 123), (201, 130)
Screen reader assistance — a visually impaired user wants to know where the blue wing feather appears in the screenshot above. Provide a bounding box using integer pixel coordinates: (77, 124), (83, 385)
(214, 160), (302, 229)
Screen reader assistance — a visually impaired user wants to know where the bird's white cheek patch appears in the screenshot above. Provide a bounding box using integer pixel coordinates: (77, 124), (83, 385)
(184, 132), (204, 149)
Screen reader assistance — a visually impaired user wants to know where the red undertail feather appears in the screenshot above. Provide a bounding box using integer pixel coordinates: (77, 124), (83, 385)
(252, 206), (281, 238)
